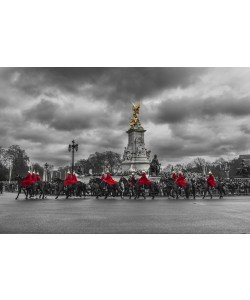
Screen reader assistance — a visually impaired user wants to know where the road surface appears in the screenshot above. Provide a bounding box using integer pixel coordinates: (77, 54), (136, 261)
(0, 192), (250, 233)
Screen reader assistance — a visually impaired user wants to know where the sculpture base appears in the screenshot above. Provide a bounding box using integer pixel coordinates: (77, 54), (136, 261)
(121, 125), (151, 174)
(121, 161), (150, 174)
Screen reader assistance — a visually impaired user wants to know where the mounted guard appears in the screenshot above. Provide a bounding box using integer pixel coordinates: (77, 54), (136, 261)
(101, 172), (118, 186)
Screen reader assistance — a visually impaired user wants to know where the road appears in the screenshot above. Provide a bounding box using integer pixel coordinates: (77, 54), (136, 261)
(0, 192), (250, 233)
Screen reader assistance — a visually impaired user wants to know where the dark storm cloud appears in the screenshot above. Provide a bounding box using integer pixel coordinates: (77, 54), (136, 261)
(153, 135), (249, 160)
(22, 98), (111, 132)
(240, 124), (250, 134)
(1, 67), (250, 166)
(0, 97), (8, 108)
(150, 96), (250, 125)
(8, 67), (206, 102)
(88, 68), (206, 102)
(23, 99), (59, 123)
(50, 113), (102, 131)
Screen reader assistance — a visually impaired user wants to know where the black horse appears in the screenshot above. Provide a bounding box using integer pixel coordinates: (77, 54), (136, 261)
(54, 178), (88, 199)
(133, 180), (157, 200)
(15, 175), (33, 200)
(197, 178), (225, 199)
(89, 178), (106, 198)
(160, 176), (191, 199)
(28, 180), (50, 199)
(89, 177), (122, 199)
(160, 177), (179, 199)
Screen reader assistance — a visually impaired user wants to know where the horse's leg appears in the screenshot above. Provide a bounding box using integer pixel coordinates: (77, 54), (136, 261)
(219, 188), (223, 199)
(26, 188), (32, 199)
(175, 188), (179, 199)
(192, 187), (196, 199)
(134, 187), (138, 199)
(66, 190), (70, 199)
(202, 187), (207, 199)
(208, 187), (212, 199)
(185, 187), (189, 199)
(15, 187), (21, 200)
(55, 187), (61, 199)
(29, 186), (34, 198)
(104, 187), (110, 199)
(41, 186), (45, 199)
(151, 187), (155, 200)
(217, 187), (223, 199)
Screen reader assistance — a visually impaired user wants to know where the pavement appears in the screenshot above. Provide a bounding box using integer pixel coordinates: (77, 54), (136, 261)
(0, 192), (250, 233)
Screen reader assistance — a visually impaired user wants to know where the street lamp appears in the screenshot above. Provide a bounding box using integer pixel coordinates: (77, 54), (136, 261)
(224, 162), (230, 179)
(44, 162), (49, 181)
(8, 158), (13, 184)
(68, 140), (78, 174)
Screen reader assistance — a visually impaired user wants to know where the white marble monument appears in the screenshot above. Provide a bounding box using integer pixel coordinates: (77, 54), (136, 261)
(121, 102), (151, 173)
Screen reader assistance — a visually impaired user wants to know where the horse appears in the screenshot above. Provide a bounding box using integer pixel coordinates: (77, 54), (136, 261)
(160, 176), (179, 199)
(133, 180), (157, 200)
(89, 178), (106, 198)
(75, 181), (89, 198)
(103, 181), (122, 199)
(25, 180), (49, 199)
(197, 178), (225, 199)
(90, 177), (122, 199)
(54, 178), (88, 199)
(14, 175), (34, 200)
(160, 176), (191, 199)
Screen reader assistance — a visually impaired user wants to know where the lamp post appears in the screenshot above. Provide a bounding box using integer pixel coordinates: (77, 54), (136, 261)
(202, 164), (206, 176)
(8, 158), (13, 184)
(219, 162), (230, 179)
(224, 162), (230, 179)
(68, 140), (78, 174)
(44, 162), (49, 181)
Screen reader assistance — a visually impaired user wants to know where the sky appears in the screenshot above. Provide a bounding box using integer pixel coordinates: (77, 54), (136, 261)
(0, 67), (250, 168)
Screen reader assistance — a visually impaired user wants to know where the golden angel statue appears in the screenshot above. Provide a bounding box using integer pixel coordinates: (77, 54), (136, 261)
(129, 102), (141, 128)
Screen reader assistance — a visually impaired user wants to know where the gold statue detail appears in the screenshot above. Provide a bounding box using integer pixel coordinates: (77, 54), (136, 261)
(129, 102), (141, 128)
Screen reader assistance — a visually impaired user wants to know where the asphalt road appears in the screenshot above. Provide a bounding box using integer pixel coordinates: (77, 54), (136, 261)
(0, 192), (250, 233)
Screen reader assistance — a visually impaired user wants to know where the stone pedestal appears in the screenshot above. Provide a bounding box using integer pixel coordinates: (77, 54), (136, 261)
(121, 125), (151, 173)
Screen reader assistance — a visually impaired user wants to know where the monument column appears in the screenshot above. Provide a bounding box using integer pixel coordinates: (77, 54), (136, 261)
(121, 102), (151, 173)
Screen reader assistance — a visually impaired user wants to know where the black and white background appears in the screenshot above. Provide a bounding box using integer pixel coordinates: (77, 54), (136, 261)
(2, 67), (250, 166)
(1, 1), (250, 300)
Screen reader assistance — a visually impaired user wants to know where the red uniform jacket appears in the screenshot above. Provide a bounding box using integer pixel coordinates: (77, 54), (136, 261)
(64, 174), (74, 186)
(102, 174), (117, 186)
(21, 173), (33, 188)
(176, 174), (187, 188)
(207, 175), (217, 187)
(72, 174), (78, 184)
(138, 173), (152, 186)
(36, 175), (41, 182)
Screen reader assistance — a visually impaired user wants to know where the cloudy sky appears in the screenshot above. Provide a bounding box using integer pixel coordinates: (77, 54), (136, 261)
(0, 67), (250, 167)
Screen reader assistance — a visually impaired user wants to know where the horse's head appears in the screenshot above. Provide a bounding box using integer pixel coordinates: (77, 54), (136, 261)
(120, 176), (127, 183)
(14, 175), (23, 181)
(52, 177), (63, 184)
